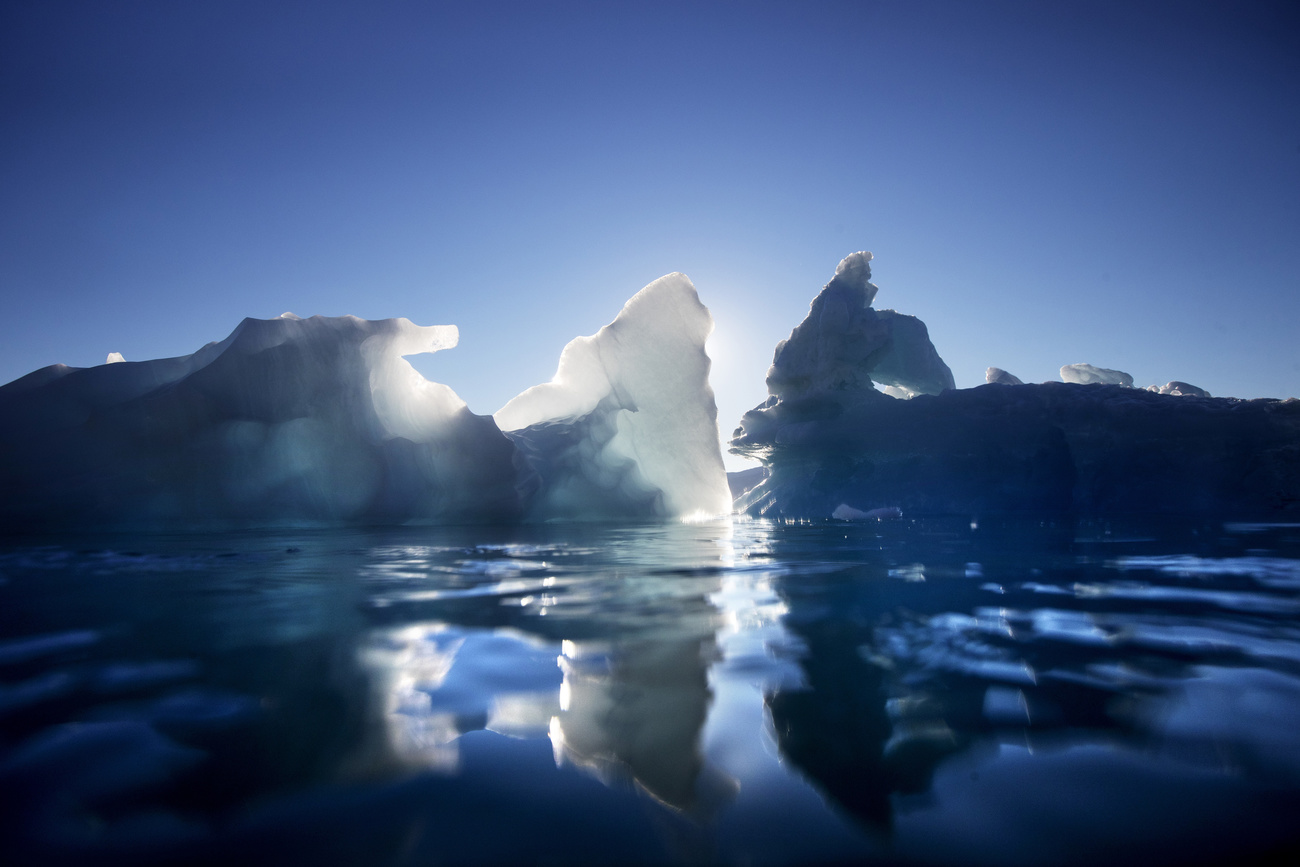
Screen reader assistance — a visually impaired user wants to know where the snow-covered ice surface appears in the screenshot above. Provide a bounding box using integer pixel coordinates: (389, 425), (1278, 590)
(0, 277), (730, 530)
(1061, 362), (1134, 387)
(732, 255), (1300, 520)
(985, 367), (1023, 386)
(1148, 381), (1211, 398)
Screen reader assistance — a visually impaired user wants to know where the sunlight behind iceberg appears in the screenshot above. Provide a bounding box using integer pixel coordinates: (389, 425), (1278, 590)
(0, 274), (732, 528)
(497, 272), (732, 522)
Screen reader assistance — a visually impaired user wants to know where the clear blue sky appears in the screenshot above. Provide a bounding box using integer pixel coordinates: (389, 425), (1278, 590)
(3, 1), (1297, 470)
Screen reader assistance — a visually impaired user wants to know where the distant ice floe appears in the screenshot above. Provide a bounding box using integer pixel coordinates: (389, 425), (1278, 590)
(733, 252), (1300, 520)
(1147, 381), (1211, 398)
(0, 276), (730, 529)
(985, 367), (1023, 386)
(1060, 363), (1134, 387)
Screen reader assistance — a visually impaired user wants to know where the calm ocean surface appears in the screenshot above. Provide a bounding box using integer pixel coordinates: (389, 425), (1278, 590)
(3, 517), (1300, 865)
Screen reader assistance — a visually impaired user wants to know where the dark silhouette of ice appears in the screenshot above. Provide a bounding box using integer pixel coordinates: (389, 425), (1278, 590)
(733, 254), (1299, 519)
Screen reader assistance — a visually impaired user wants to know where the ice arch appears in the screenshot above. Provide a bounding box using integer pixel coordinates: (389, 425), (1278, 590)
(0, 278), (731, 529)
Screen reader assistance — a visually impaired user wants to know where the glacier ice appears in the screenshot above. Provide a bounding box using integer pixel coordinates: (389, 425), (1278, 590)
(497, 273), (731, 521)
(985, 367), (1023, 386)
(0, 315), (517, 528)
(726, 466), (768, 501)
(1149, 381), (1211, 398)
(0, 277), (730, 530)
(1060, 363), (1134, 387)
(763, 252), (954, 404)
(105, 352), (125, 364)
(732, 253), (1300, 519)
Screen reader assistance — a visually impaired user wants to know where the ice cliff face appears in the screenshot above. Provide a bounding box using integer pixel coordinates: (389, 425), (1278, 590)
(763, 252), (954, 402)
(0, 278), (730, 530)
(985, 367), (1024, 386)
(497, 273), (731, 521)
(0, 315), (519, 528)
(732, 254), (1300, 518)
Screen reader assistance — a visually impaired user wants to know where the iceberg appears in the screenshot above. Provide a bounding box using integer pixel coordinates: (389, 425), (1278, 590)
(1060, 363), (1134, 387)
(763, 252), (954, 403)
(497, 273), (731, 521)
(1149, 381), (1211, 398)
(985, 367), (1023, 386)
(732, 254), (1300, 518)
(0, 277), (730, 530)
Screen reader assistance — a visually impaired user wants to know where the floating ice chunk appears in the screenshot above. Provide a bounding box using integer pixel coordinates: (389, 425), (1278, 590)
(828, 250), (877, 303)
(762, 252), (953, 404)
(0, 315), (520, 528)
(735, 374), (1300, 518)
(985, 367), (1023, 385)
(736, 380), (1300, 517)
(1154, 381), (1211, 398)
(497, 273), (731, 520)
(0, 275), (731, 529)
(732, 252), (1300, 519)
(1060, 363), (1133, 387)
(105, 352), (125, 364)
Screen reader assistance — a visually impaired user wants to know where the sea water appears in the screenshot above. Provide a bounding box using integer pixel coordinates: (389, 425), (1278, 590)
(3, 517), (1300, 865)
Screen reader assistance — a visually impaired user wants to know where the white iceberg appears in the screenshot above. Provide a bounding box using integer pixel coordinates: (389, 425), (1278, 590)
(1148, 381), (1211, 398)
(1060, 363), (1133, 387)
(497, 273), (731, 521)
(0, 277), (730, 529)
(985, 367), (1023, 386)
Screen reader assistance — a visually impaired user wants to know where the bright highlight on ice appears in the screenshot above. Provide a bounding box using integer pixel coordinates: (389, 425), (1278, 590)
(0, 276), (730, 529)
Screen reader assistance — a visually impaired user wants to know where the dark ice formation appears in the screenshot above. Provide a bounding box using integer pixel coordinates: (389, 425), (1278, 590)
(732, 254), (1300, 518)
(763, 252), (954, 403)
(985, 367), (1024, 386)
(1, 315), (520, 529)
(0, 277), (731, 531)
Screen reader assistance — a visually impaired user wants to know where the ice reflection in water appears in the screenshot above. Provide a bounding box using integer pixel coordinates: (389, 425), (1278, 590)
(2, 519), (1300, 864)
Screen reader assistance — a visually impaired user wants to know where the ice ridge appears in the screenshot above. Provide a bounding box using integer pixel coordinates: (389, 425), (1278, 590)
(0, 280), (730, 530)
(732, 253), (1300, 519)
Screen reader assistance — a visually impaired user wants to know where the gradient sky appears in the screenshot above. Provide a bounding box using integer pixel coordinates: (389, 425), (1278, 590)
(3, 1), (1297, 470)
